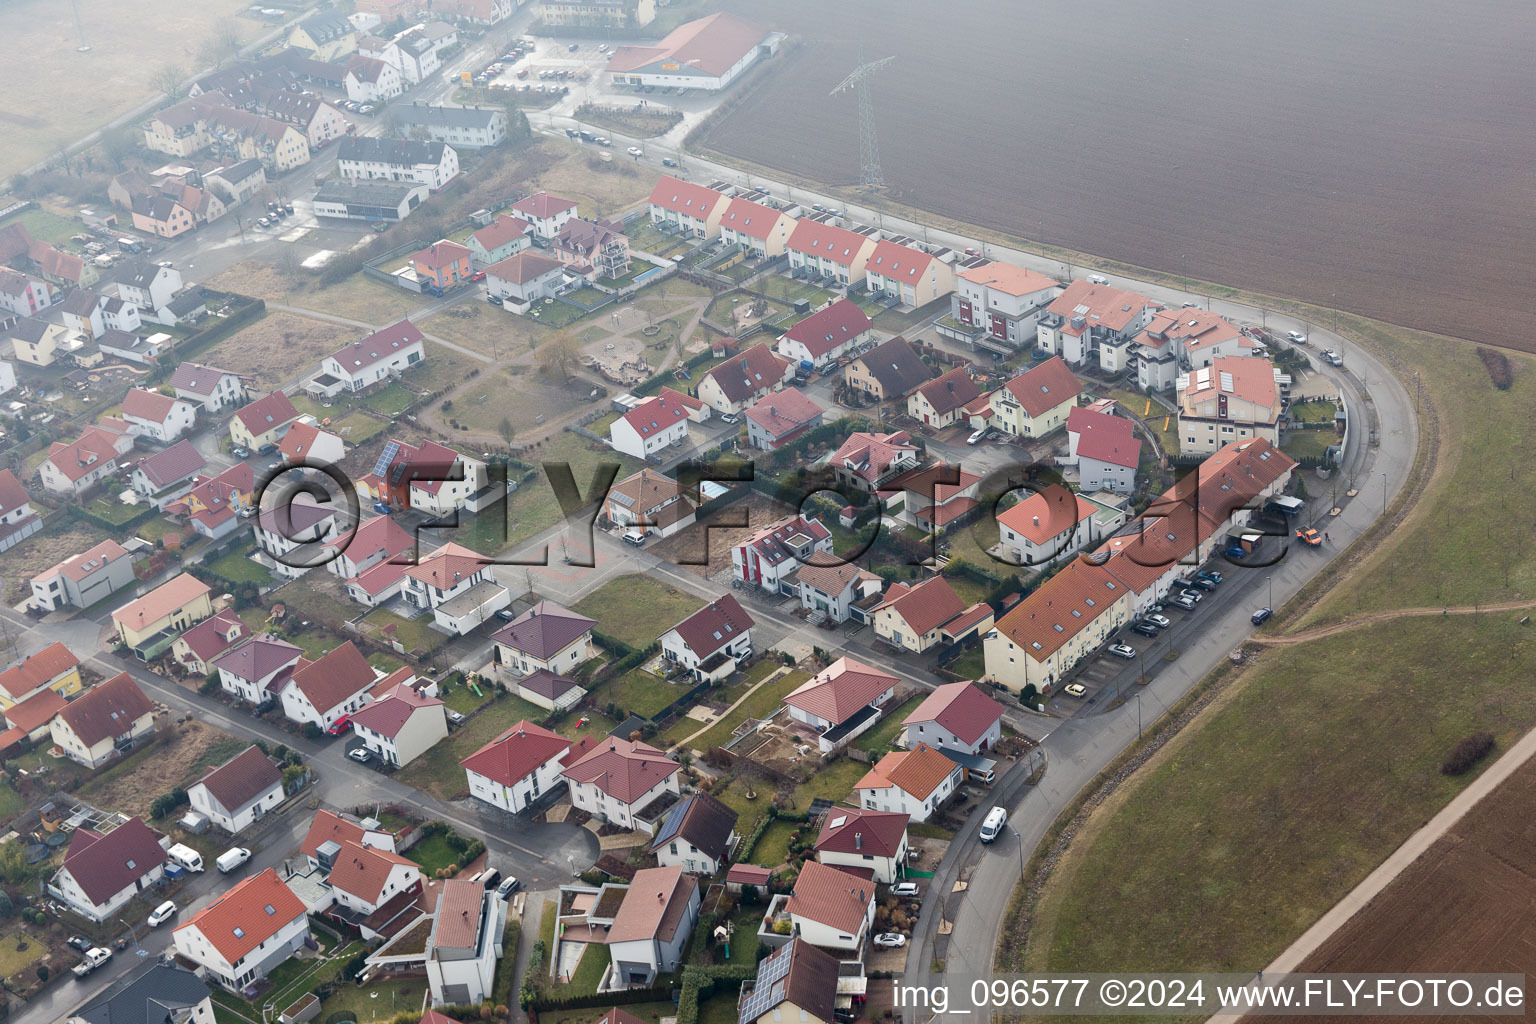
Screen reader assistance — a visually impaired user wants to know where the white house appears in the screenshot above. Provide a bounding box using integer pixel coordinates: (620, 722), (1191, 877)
(509, 192), (577, 241)
(731, 514), (833, 596)
(466, 214), (531, 269)
(649, 793), (738, 876)
(646, 175), (731, 239)
(782, 656), (896, 738)
(781, 860), (874, 953)
(349, 679), (447, 768)
(1067, 406), (1141, 493)
(995, 484), (1104, 566)
(948, 260), (1062, 355)
(658, 595), (755, 684)
(393, 103), (509, 149)
(253, 501), (338, 579)
(483, 251), (567, 310)
(320, 514), (415, 582)
(814, 807), (910, 885)
(281, 641), (378, 732)
(775, 299), (874, 370)
(792, 563), (883, 625)
(311, 319), (424, 397)
(0, 468), (40, 554)
(170, 361), (245, 413)
(853, 743), (962, 823)
(187, 745), (285, 835)
(129, 440), (206, 505)
(606, 866), (700, 986)
(562, 737), (681, 833)
(395, 542), (509, 635)
(461, 719), (572, 814)
(30, 539), (133, 611)
(39, 423), (134, 496)
(491, 601), (597, 678)
(172, 869), (310, 991)
(326, 841), (422, 915)
(610, 391), (691, 459)
(119, 388), (197, 442)
(336, 137), (459, 192)
(603, 469), (697, 540)
(423, 880), (504, 1006)
(784, 217), (878, 284)
(344, 55), (404, 103)
(901, 681), (1003, 757)
(278, 420), (346, 466)
(108, 262), (183, 321)
(214, 634), (303, 706)
(50, 673), (155, 768)
(48, 817), (168, 922)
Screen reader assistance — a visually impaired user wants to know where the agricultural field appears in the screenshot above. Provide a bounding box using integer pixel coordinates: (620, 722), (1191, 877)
(707, 0), (1536, 354)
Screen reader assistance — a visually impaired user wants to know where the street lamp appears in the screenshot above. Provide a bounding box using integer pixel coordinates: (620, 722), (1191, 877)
(1382, 472), (1388, 514)
(1007, 825), (1026, 879)
(1266, 575), (1273, 610)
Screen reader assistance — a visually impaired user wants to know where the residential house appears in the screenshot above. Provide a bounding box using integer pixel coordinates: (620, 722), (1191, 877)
(311, 319), (425, 398)
(430, 0), (512, 23)
(843, 336), (934, 401)
(658, 595), (755, 683)
(830, 429), (919, 493)
(0, 642), (83, 709)
(1067, 407), (1141, 493)
(697, 342), (790, 416)
(865, 238), (954, 306)
(321, 514), (415, 582)
(47, 817), (168, 922)
(854, 743), (961, 823)
(68, 963), (212, 1024)
(172, 869), (310, 990)
(871, 575), (993, 654)
(313, 178), (429, 222)
(0, 690), (65, 749)
(288, 11), (358, 60)
(551, 217), (631, 280)
(30, 540), (133, 612)
(779, 860), (874, 953)
(39, 422), (133, 495)
(814, 807), (910, 884)
(229, 390), (299, 450)
(646, 176), (731, 238)
(603, 469), (696, 539)
(384, 28), (444, 84)
(350, 679), (447, 767)
(337, 137), (459, 191)
(111, 573), (213, 658)
(170, 361), (246, 413)
(606, 866), (699, 985)
(395, 542), (508, 635)
(1037, 278), (1156, 369)
(1132, 308), (1265, 392)
(1177, 356), (1281, 454)
(462, 719), (572, 814)
(130, 440), (206, 504)
(59, 289), (108, 338)
(649, 793), (738, 875)
(171, 608), (249, 677)
(204, 158), (267, 204)
(737, 939), (840, 1024)
(120, 388), (197, 442)
(281, 641), (377, 731)
(300, 809), (397, 869)
(253, 501), (338, 579)
(731, 514), (833, 595)
(345, 54), (404, 102)
(609, 391), (691, 459)
(996, 484), (1104, 566)
(774, 299), (873, 369)
(743, 387), (824, 451)
(492, 600), (596, 677)
(561, 736), (681, 832)
(718, 195), (795, 258)
(51, 673), (156, 767)
(168, 463), (256, 540)
(327, 841), (422, 915)
(885, 463), (982, 534)
(541, 0), (656, 27)
(10, 317), (92, 367)
(97, 328), (175, 365)
(217, 634), (302, 709)
(946, 260), (1062, 355)
(792, 563), (883, 625)
(987, 356), (1081, 439)
(509, 192), (577, 241)
(278, 420), (346, 466)
(393, 103), (509, 149)
(253, 89), (348, 150)
(782, 656), (896, 752)
(0, 469), (41, 552)
(421, 880), (506, 1005)
(188, 745), (285, 834)
(983, 558), (1134, 693)
(466, 214), (532, 269)
(907, 365), (981, 429)
(508, 669), (584, 713)
(0, 267), (54, 316)
(107, 262), (182, 320)
(483, 251), (566, 309)
(130, 193), (197, 238)
(902, 681), (1003, 757)
(412, 240), (473, 291)
(785, 218), (878, 285)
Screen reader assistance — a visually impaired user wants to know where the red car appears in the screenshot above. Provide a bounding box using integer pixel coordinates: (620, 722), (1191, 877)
(469, 271), (486, 282)
(327, 715), (352, 735)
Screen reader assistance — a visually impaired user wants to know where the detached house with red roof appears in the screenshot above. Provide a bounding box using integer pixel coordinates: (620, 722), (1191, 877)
(229, 390), (299, 450)
(321, 514), (415, 582)
(311, 319), (425, 398)
(996, 483), (1105, 566)
(130, 440), (206, 505)
(605, 866), (700, 985)
(169, 463), (255, 540)
(1176, 355), (1281, 454)
(562, 736), (681, 833)
(484, 250), (567, 309)
(462, 719), (572, 814)
(609, 390), (691, 459)
(831, 429), (919, 493)
(744, 387), (824, 451)
(783, 657), (897, 753)
(696, 342), (790, 416)
(658, 595), (754, 683)
(1067, 406), (1141, 493)
(350, 678), (447, 767)
(987, 355), (1081, 439)
(865, 238), (954, 307)
(775, 298), (873, 369)
(325, 840), (422, 915)
(510, 191), (577, 241)
(765, 859), (874, 956)
(492, 600), (597, 678)
(785, 219), (878, 286)
(170, 360), (245, 413)
(731, 514), (833, 595)
(792, 563), (884, 625)
(278, 420), (346, 466)
(650, 792), (738, 875)
(411, 239), (473, 291)
(0, 469), (41, 553)
(392, 542), (509, 635)
(29, 538), (133, 612)
(907, 365), (981, 430)
(39, 422), (134, 496)
(171, 608), (248, 677)
(902, 681), (1003, 757)
(815, 806), (910, 884)
(0, 641), (83, 709)
(885, 463), (982, 533)
(51, 672), (156, 768)
(111, 572), (213, 658)
(603, 469), (696, 540)
(281, 641), (379, 731)
(120, 388), (197, 442)
(188, 745), (285, 835)
(466, 213), (531, 269)
(48, 816), (169, 922)
(214, 634), (303, 705)
(718, 195), (795, 258)
(353, 438), (490, 517)
(646, 175), (732, 238)
(871, 575), (993, 654)
(1037, 278), (1156, 370)
(854, 743), (962, 822)
(173, 868), (310, 990)
(947, 260), (1062, 355)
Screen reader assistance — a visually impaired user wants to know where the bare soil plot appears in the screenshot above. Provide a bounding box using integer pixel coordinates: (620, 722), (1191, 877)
(648, 491), (800, 579)
(79, 719), (246, 821)
(420, 303), (543, 360)
(202, 311), (358, 390)
(707, 0), (1536, 352)
(206, 262), (424, 325)
(1, 520), (113, 604)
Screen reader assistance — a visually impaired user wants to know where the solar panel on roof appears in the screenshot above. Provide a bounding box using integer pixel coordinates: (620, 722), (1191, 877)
(739, 940), (795, 1024)
(372, 440), (402, 478)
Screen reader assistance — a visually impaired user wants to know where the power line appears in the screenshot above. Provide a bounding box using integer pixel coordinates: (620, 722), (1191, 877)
(830, 54), (895, 189)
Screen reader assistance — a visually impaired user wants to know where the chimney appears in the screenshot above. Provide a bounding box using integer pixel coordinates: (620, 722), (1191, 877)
(1033, 516), (1039, 527)
(854, 832), (862, 851)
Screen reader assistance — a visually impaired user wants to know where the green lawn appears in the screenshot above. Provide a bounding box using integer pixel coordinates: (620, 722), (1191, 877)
(856, 694), (921, 754)
(360, 383), (417, 416)
(0, 932), (44, 977)
(1281, 428), (1335, 462)
(555, 708), (620, 746)
(395, 692), (552, 800)
(712, 755), (866, 824)
(405, 833), (465, 875)
(756, 275), (838, 308)
(947, 645), (986, 681)
(0, 782), (23, 824)
(682, 669), (809, 753)
(361, 608), (449, 658)
(592, 667), (688, 720)
(205, 547), (273, 585)
(440, 679), (495, 715)
(657, 659), (784, 747)
(568, 940), (609, 994)
(746, 819), (797, 868)
(5, 207), (80, 245)
(83, 495), (148, 525)
(541, 1003), (679, 1024)
(698, 993), (741, 1024)
(317, 976), (425, 1024)
(1107, 388), (1180, 456)
(572, 574), (700, 649)
(1022, 613), (1536, 974)
(1289, 399), (1337, 423)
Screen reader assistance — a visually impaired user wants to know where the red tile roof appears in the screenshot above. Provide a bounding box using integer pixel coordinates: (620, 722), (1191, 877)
(877, 576), (968, 636)
(0, 469), (30, 516)
(121, 388), (183, 423)
(786, 220), (873, 268)
(1001, 356), (1081, 418)
(743, 387), (823, 439)
(702, 342), (788, 405)
(170, 361), (239, 398)
(814, 806), (908, 858)
(991, 559), (1127, 660)
(485, 251), (564, 285)
(278, 421), (341, 462)
(605, 12), (765, 77)
(289, 642), (375, 715)
(855, 743), (959, 801)
(175, 609), (248, 666)
(783, 657), (896, 726)
(400, 541), (488, 590)
(510, 191), (576, 220)
(561, 736), (679, 804)
(913, 366), (982, 416)
(832, 430), (917, 484)
(327, 840), (419, 904)
(461, 719), (571, 788)
(866, 239), (935, 283)
(646, 175), (729, 218)
(412, 241), (470, 271)
(61, 817), (167, 906)
(233, 391), (298, 435)
(784, 859), (871, 935)
(349, 682), (442, 739)
(780, 299), (872, 359)
(470, 214), (531, 252)
(902, 682), (1002, 747)
(2, 688), (65, 734)
(956, 260), (1059, 297)
(45, 425), (130, 483)
(665, 595), (754, 660)
(619, 391), (692, 440)
(330, 320), (424, 374)
(996, 484), (1096, 545)
(1179, 355), (1278, 411)
(0, 642), (79, 701)
(301, 810), (366, 859)
(1045, 278), (1154, 335)
(56, 673), (153, 746)
(174, 867), (305, 964)
(609, 865), (697, 942)
(134, 440), (206, 490)
(719, 196), (787, 240)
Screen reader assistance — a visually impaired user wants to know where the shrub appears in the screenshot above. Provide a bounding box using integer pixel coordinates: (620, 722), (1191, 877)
(199, 676), (221, 696)
(1441, 732), (1496, 775)
(1477, 347), (1514, 390)
(35, 965), (47, 982)
(0, 891), (12, 918)
(302, 722), (324, 740)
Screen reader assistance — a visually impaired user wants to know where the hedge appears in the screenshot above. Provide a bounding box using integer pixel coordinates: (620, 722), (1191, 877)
(734, 809), (779, 863)
(675, 964), (759, 1024)
(526, 984), (672, 1012)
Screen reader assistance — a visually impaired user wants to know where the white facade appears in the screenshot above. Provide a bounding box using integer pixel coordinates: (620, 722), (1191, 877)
(337, 142), (459, 191)
(818, 842), (908, 886)
(902, 717), (1001, 759)
(122, 398), (197, 442)
(567, 773), (679, 833)
(856, 763), (961, 823)
(174, 369), (245, 412)
(51, 709), (154, 768)
(658, 625), (752, 680)
(425, 890), (504, 1006)
(609, 404), (688, 459)
(51, 856), (166, 923)
(465, 752), (567, 815)
(173, 904), (309, 991)
(353, 704), (448, 768)
(188, 776), (284, 835)
(318, 338), (424, 393)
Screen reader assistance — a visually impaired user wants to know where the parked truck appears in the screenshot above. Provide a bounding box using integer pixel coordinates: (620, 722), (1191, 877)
(72, 947), (112, 979)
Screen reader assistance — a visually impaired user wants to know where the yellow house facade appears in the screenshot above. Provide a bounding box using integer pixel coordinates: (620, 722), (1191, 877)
(111, 573), (214, 655)
(0, 642), (83, 710)
(983, 560), (1132, 693)
(987, 356), (1081, 439)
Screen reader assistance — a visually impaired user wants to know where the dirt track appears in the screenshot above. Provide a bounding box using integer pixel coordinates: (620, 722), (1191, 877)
(708, 0), (1536, 352)
(1251, 598), (1536, 646)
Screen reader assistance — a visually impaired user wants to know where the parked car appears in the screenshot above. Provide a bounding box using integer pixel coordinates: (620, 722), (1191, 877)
(1286, 330), (1308, 345)
(567, 42), (579, 51)
(73, 948), (112, 979)
(661, 157), (679, 168)
(1295, 527), (1322, 547)
(497, 875), (522, 898)
(872, 933), (907, 949)
(230, 446), (250, 459)
(1145, 613), (1171, 628)
(627, 146), (643, 157)
(1087, 273), (1109, 285)
(67, 935), (91, 953)
(1251, 607), (1274, 626)
(147, 900), (177, 927)
(1107, 643), (1137, 660)
(256, 443), (279, 456)
(1130, 621), (1160, 638)
(1323, 349), (1344, 367)
(966, 426), (989, 445)
(1170, 595), (1197, 611)
(494, 608), (517, 621)
(1195, 570), (1223, 584)
(1179, 588), (1204, 603)
(256, 216), (271, 227)
(622, 529), (647, 547)
(719, 412), (739, 425)
(358, 104), (375, 114)
(327, 714), (352, 735)
(890, 882), (920, 897)
(1189, 577), (1218, 591)
(346, 747), (372, 764)
(216, 848), (251, 874)
(978, 806), (1007, 843)
(487, 294), (503, 306)
(1063, 683), (1087, 698)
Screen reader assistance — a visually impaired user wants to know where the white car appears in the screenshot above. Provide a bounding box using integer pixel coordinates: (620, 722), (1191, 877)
(1145, 613), (1171, 628)
(1179, 588), (1204, 603)
(1063, 683), (1087, 698)
(1107, 643), (1137, 660)
(147, 900), (177, 927)
(872, 933), (907, 948)
(1286, 330), (1308, 345)
(890, 882), (920, 897)
(346, 747), (372, 763)
(627, 146), (643, 157)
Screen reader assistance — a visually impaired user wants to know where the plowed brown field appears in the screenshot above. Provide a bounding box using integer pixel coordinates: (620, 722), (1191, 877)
(706, 0), (1536, 351)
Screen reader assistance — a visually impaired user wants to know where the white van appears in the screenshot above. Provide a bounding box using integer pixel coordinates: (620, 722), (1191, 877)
(978, 806), (1008, 844)
(622, 528), (647, 547)
(167, 843), (204, 873)
(1087, 273), (1109, 285)
(216, 847), (251, 874)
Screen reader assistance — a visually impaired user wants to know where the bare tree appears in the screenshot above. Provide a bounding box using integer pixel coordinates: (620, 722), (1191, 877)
(537, 335), (580, 383)
(214, 18), (244, 61)
(151, 64), (188, 100)
(497, 417), (516, 445)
